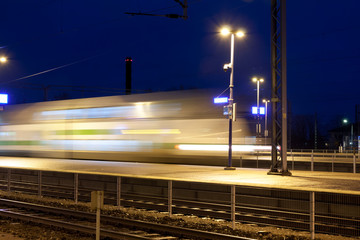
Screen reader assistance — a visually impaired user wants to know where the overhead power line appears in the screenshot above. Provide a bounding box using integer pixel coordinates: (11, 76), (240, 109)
(2, 54), (101, 85)
(125, 0), (188, 20)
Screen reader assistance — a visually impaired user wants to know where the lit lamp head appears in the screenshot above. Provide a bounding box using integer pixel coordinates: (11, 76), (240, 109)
(236, 31), (245, 38)
(220, 27), (231, 36)
(252, 77), (264, 83)
(0, 57), (7, 63)
(220, 27), (245, 38)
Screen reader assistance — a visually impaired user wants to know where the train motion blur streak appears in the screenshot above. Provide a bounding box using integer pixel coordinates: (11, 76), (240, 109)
(0, 90), (259, 165)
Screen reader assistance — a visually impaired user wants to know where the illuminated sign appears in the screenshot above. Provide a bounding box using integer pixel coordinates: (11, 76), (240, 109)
(0, 94), (8, 104)
(259, 107), (265, 115)
(251, 106), (265, 115)
(214, 97), (229, 104)
(252, 106), (257, 114)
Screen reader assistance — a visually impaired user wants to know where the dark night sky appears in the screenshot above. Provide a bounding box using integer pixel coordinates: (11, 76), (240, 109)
(0, 0), (359, 126)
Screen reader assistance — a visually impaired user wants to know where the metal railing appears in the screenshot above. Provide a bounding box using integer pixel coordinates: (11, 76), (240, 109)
(237, 149), (359, 173)
(0, 168), (359, 239)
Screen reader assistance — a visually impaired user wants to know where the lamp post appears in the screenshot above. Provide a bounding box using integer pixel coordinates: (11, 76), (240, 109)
(263, 99), (270, 143)
(0, 56), (8, 106)
(220, 27), (245, 170)
(343, 118), (354, 150)
(252, 77), (264, 137)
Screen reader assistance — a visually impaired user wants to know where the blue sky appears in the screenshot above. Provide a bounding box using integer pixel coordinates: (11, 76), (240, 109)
(0, 0), (359, 124)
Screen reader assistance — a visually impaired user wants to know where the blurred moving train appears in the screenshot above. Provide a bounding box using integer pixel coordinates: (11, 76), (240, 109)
(0, 90), (260, 165)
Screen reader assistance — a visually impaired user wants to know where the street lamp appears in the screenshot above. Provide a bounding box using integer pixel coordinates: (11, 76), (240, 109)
(0, 56), (9, 105)
(262, 99), (270, 141)
(252, 77), (264, 136)
(0, 57), (7, 63)
(220, 26), (245, 170)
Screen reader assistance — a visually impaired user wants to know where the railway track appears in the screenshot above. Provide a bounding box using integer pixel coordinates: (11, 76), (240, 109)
(0, 198), (254, 240)
(1, 170), (359, 238)
(117, 194), (360, 237)
(1, 187), (359, 238)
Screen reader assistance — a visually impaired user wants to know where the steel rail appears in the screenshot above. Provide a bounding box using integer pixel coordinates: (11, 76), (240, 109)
(0, 198), (254, 240)
(1, 184), (359, 237)
(0, 209), (151, 240)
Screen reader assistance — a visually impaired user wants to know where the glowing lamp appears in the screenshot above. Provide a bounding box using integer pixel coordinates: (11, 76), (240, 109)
(220, 28), (230, 36)
(236, 31), (245, 37)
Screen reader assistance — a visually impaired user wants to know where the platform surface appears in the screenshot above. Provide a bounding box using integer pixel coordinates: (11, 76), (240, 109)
(0, 156), (360, 194)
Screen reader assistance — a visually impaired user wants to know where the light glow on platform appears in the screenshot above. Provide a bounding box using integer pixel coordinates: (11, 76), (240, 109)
(176, 144), (271, 152)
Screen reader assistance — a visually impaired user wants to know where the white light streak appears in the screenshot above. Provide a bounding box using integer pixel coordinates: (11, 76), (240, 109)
(176, 144), (271, 152)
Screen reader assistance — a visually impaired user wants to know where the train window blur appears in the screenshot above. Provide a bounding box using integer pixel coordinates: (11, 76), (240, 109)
(34, 103), (182, 121)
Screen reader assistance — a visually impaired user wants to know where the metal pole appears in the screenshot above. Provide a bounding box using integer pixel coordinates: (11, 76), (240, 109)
(353, 154), (356, 174)
(231, 185), (236, 229)
(257, 81), (260, 112)
(96, 192), (101, 240)
(7, 169), (11, 192)
(270, 0), (278, 172)
(311, 150), (314, 171)
(281, 0), (289, 174)
(268, 0), (291, 176)
(74, 173), (79, 203)
(351, 124), (354, 147)
(225, 33), (235, 170)
(38, 171), (42, 197)
(264, 100), (269, 140)
(168, 180), (173, 216)
(291, 149), (294, 170)
(310, 191), (315, 240)
(257, 81), (260, 137)
(332, 150), (335, 172)
(117, 176), (121, 206)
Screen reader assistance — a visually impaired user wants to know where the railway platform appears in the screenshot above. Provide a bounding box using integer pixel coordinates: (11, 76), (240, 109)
(0, 156), (359, 194)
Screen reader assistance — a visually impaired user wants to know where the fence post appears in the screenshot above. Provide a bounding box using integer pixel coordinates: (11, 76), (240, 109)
(38, 171), (42, 197)
(74, 173), (79, 203)
(353, 154), (356, 174)
(332, 150), (335, 172)
(311, 150), (314, 171)
(7, 169), (11, 192)
(117, 176), (121, 206)
(231, 185), (236, 229)
(168, 180), (172, 216)
(310, 191), (315, 240)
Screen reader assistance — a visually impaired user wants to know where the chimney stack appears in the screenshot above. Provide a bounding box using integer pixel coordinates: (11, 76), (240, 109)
(125, 57), (132, 95)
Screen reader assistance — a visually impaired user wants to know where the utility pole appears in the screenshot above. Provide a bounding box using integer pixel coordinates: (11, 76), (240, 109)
(356, 104), (360, 150)
(268, 0), (291, 176)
